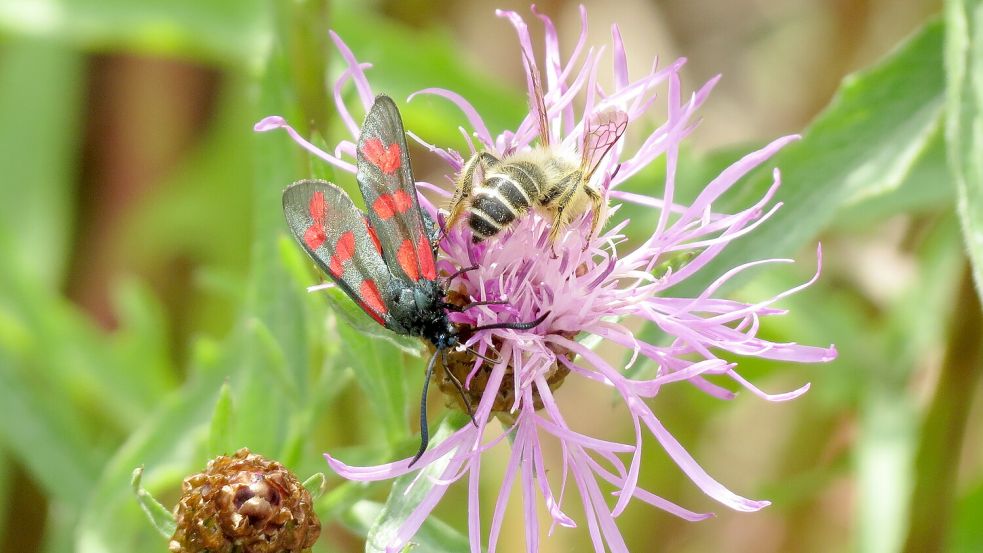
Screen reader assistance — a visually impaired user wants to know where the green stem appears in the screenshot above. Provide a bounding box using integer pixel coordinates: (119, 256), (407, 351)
(902, 263), (983, 552)
(276, 0), (331, 137)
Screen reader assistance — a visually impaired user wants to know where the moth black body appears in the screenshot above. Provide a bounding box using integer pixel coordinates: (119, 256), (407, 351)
(282, 94), (546, 466)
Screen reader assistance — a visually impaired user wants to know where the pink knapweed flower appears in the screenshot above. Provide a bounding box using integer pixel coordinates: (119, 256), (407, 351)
(257, 6), (837, 553)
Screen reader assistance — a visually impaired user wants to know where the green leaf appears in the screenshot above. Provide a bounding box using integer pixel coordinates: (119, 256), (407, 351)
(338, 321), (413, 446)
(859, 216), (963, 553)
(857, 391), (917, 553)
(110, 278), (178, 403)
(208, 381), (235, 458)
(833, 120), (954, 229)
(347, 501), (471, 553)
(0, 349), (105, 506)
(302, 472), (327, 500)
(246, 316), (299, 400)
(674, 18), (946, 298)
(352, 414), (469, 553)
(331, 5), (525, 148)
(0, 267), (169, 430)
(0, 38), (83, 287)
(130, 467), (177, 539)
(0, 448), (11, 546)
(946, 0), (983, 296)
(0, 0), (264, 65)
(76, 340), (231, 553)
(951, 481), (983, 553)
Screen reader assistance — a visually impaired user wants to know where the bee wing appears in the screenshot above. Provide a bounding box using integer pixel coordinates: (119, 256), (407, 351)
(521, 49), (551, 148)
(581, 108), (628, 180)
(355, 95), (437, 284)
(283, 179), (394, 328)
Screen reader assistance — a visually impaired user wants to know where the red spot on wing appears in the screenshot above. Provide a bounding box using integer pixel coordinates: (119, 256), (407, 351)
(304, 225), (326, 251)
(365, 219), (383, 254)
(359, 280), (388, 324)
(361, 138), (402, 174)
(372, 189), (414, 220)
(303, 191), (327, 250)
(329, 231), (356, 277)
(397, 239), (420, 281)
(417, 234), (436, 280)
(393, 189), (413, 212)
(309, 191), (326, 221)
(360, 307), (386, 326)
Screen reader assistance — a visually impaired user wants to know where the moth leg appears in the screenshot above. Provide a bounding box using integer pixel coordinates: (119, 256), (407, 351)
(444, 264), (478, 287)
(461, 298), (509, 310)
(442, 350), (478, 427)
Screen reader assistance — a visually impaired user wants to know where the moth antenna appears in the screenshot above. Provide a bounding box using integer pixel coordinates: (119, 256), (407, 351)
(409, 352), (440, 467)
(471, 311), (550, 332)
(441, 297), (507, 313)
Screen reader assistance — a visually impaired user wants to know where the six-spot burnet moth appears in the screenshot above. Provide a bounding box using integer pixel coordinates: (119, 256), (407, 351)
(282, 94), (548, 465)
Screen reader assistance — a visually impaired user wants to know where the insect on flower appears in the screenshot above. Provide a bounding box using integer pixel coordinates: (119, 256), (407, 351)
(282, 94), (547, 465)
(444, 52), (628, 248)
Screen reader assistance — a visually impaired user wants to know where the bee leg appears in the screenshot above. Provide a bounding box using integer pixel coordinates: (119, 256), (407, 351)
(546, 216), (566, 257)
(544, 175), (578, 255)
(582, 184), (604, 251)
(446, 152), (499, 232)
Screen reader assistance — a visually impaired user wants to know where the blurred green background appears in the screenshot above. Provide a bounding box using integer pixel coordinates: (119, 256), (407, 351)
(2, 0), (981, 551)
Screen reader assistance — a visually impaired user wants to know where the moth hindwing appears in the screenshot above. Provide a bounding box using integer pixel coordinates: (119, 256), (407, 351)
(282, 178), (393, 327)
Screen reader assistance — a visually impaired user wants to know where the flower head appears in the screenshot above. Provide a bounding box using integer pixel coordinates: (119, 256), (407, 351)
(257, 6), (836, 552)
(169, 448), (320, 553)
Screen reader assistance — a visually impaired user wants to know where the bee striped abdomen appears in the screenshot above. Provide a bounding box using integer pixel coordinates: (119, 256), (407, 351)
(468, 161), (544, 242)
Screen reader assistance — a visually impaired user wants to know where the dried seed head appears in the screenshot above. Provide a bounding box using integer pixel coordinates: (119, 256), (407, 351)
(169, 448), (320, 553)
(433, 328), (574, 419)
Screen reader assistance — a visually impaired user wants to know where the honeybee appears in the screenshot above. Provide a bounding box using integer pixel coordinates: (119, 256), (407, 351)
(445, 60), (628, 247)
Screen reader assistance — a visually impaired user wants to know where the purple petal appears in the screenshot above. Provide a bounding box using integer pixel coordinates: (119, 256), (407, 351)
(487, 419), (524, 553)
(253, 116), (356, 174)
(519, 429), (539, 552)
(329, 30), (374, 111)
(683, 135), (799, 219)
(589, 456), (714, 521)
(727, 369), (811, 401)
(392, 457), (467, 548)
(410, 88), (495, 150)
(531, 4), (561, 92)
(324, 424), (475, 480)
(332, 62), (374, 137)
(615, 486), (714, 521)
(611, 24), (629, 89)
(468, 456), (482, 553)
(639, 411), (771, 512)
(611, 414), (643, 517)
